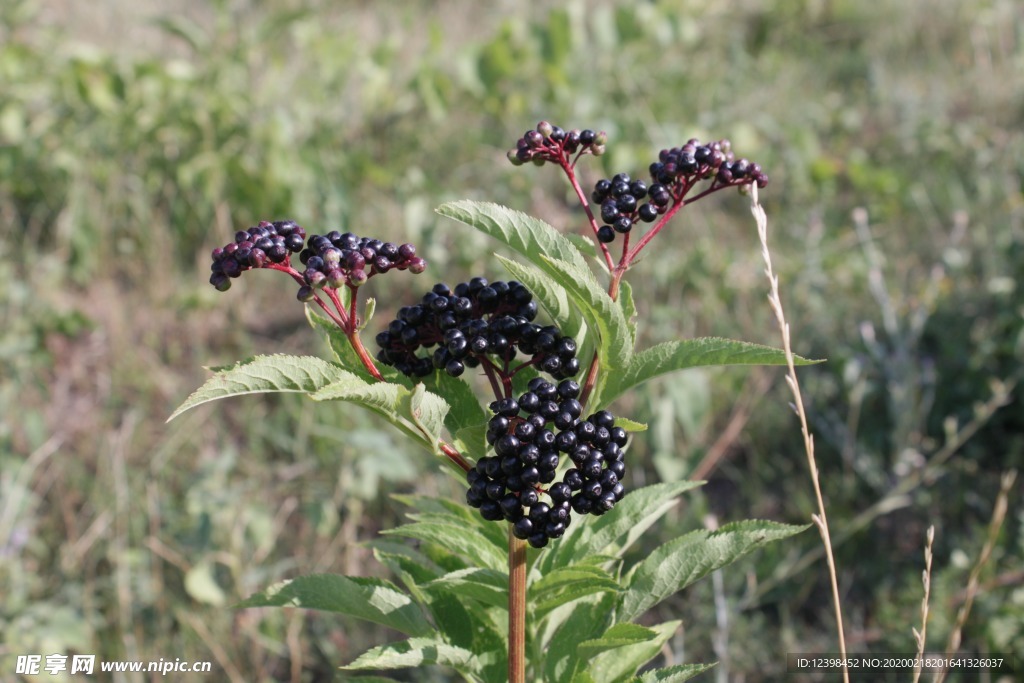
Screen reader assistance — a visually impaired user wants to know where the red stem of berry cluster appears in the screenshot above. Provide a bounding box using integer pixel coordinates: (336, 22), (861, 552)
(269, 262), (474, 473)
(557, 161), (755, 407)
(561, 155), (615, 272)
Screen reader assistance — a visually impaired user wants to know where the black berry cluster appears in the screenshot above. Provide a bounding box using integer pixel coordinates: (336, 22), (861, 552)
(591, 173), (661, 243)
(591, 139), (769, 243)
(649, 138), (768, 189)
(375, 278), (581, 380)
(295, 232), (426, 302)
(507, 121), (607, 166)
(466, 378), (628, 548)
(209, 220), (307, 291)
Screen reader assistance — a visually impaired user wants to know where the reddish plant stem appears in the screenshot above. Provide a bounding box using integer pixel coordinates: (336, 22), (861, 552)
(347, 329), (385, 382)
(441, 442), (473, 473)
(481, 358), (507, 401)
(508, 526), (527, 683)
(559, 157), (615, 271)
(578, 349), (601, 408)
(623, 194), (688, 265)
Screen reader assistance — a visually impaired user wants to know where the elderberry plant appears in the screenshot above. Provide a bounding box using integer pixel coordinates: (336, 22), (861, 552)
(172, 122), (813, 683)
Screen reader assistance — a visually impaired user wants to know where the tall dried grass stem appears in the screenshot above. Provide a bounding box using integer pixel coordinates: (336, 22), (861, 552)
(750, 187), (849, 683)
(911, 525), (935, 683)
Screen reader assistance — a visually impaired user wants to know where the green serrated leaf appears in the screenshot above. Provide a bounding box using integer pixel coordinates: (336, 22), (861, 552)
(631, 663), (717, 682)
(313, 379), (401, 413)
(607, 337), (823, 404)
(541, 481), (703, 575)
(422, 372), (488, 442)
(615, 417), (647, 432)
(585, 621), (680, 682)
(531, 565), (617, 592)
(436, 200), (590, 275)
(424, 568), (508, 609)
(619, 520), (810, 621)
(530, 565), (621, 616)
(168, 354), (347, 421)
(383, 522), (506, 572)
(543, 593), (617, 682)
(236, 574), (431, 637)
(619, 278), (638, 347)
(371, 545), (441, 601)
(342, 637), (478, 672)
(408, 383), (448, 451)
(454, 422), (489, 459)
(565, 233), (599, 260)
(311, 379), (451, 455)
(576, 623), (657, 660)
(393, 495), (508, 554)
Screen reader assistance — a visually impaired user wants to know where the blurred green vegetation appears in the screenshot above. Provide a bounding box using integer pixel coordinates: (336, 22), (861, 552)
(1, 0), (1021, 680)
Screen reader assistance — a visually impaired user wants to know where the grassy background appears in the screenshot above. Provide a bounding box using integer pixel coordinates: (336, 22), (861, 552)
(1, 0), (1022, 680)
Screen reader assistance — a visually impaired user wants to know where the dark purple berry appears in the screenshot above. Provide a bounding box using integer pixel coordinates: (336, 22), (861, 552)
(513, 517), (534, 539)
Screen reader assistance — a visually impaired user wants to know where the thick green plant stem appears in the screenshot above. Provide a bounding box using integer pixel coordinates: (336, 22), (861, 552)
(508, 527), (527, 683)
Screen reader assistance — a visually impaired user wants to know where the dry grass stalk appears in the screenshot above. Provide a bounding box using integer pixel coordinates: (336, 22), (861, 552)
(911, 525), (935, 683)
(750, 186), (849, 683)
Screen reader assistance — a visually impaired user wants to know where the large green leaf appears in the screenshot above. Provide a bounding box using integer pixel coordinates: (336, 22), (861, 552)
(236, 574), (431, 637)
(541, 480), (703, 574)
(342, 637), (479, 673)
(167, 354), (348, 421)
(606, 337), (822, 404)
(436, 200), (590, 275)
(619, 520), (810, 621)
